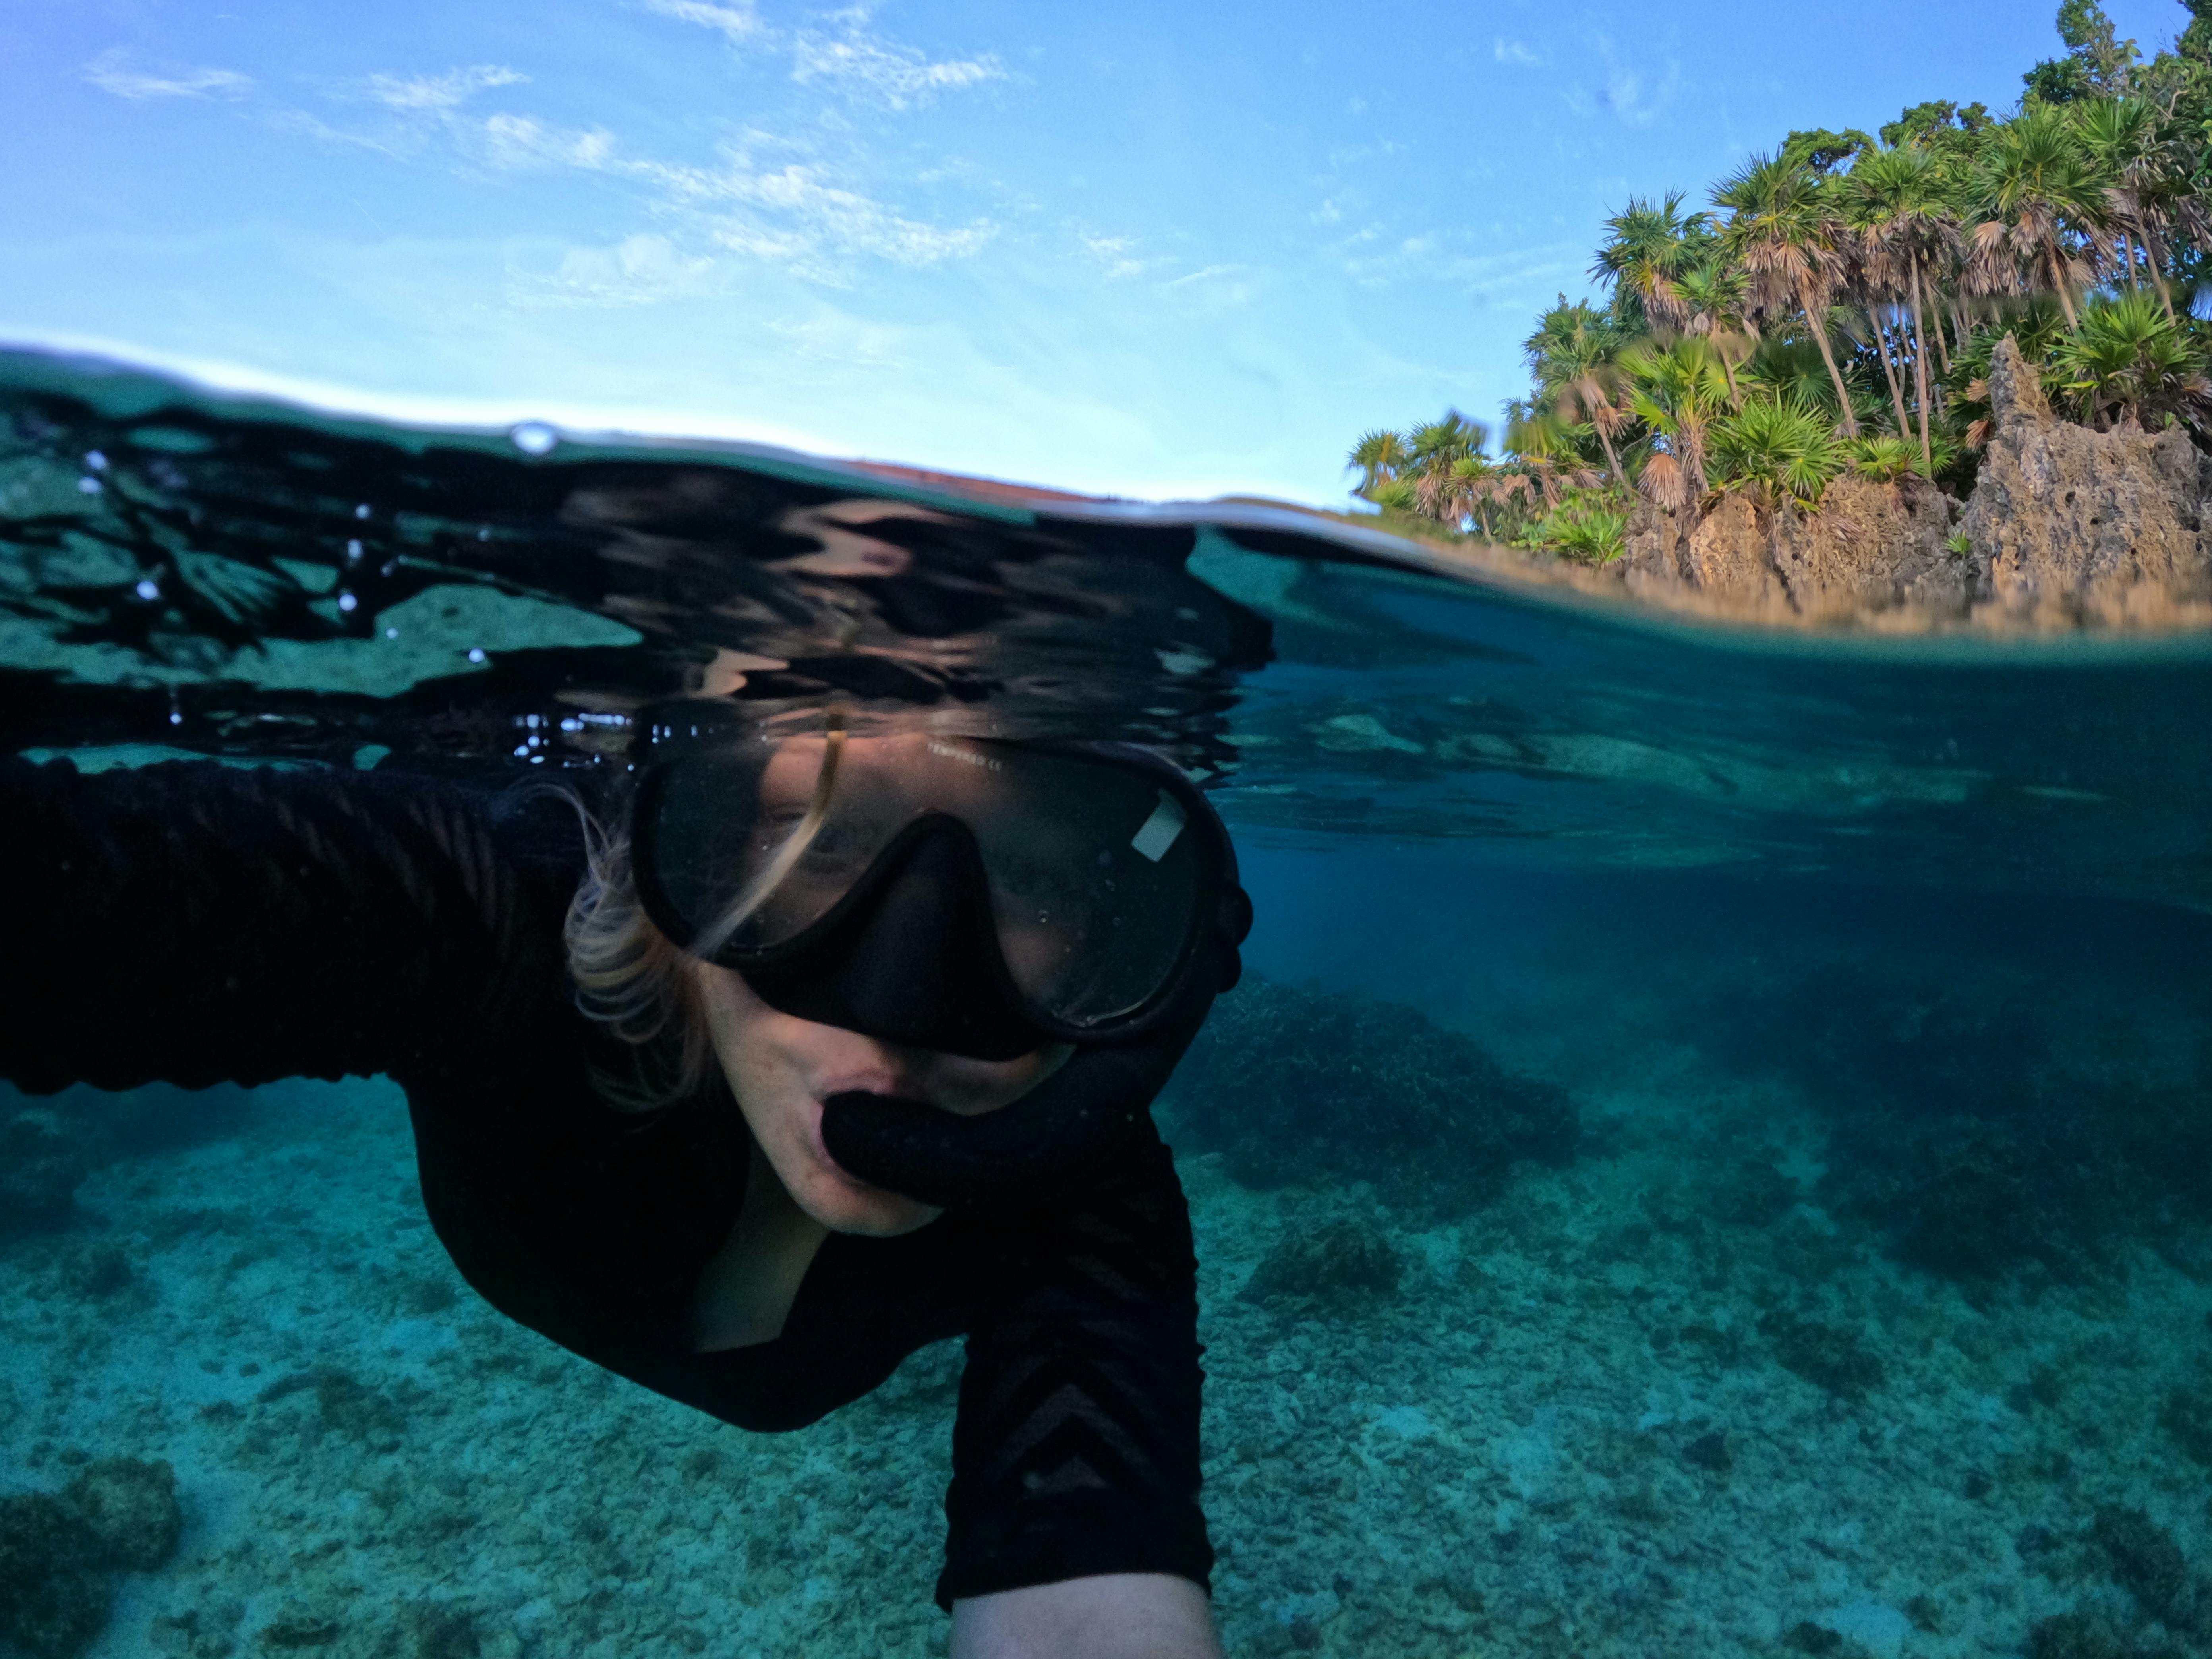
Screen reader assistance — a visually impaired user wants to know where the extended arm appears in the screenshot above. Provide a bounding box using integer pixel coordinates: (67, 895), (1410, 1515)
(935, 1120), (1218, 1645)
(951, 1574), (1221, 1659)
(0, 755), (576, 1095)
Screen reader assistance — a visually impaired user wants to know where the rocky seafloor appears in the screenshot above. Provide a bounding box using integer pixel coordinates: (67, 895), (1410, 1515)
(3, 969), (2209, 1659)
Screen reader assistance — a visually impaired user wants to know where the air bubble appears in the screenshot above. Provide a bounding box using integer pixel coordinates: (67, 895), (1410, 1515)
(509, 422), (559, 457)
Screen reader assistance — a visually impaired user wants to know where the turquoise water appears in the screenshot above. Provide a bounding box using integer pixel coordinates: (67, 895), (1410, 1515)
(2, 352), (2210, 1658)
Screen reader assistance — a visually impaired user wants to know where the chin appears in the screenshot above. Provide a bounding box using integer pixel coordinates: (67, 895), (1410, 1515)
(802, 1167), (944, 1237)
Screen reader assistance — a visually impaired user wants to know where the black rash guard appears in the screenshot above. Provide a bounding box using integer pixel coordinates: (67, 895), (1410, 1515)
(0, 755), (1213, 1609)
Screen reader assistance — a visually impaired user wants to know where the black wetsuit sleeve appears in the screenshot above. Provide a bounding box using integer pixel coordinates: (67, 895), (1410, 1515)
(936, 1121), (1213, 1609)
(0, 755), (575, 1095)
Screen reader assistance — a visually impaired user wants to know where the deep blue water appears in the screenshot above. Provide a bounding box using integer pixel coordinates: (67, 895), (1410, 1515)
(3, 351), (2210, 1659)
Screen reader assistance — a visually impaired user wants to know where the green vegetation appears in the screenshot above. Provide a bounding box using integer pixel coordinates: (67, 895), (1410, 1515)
(1348, 0), (2212, 562)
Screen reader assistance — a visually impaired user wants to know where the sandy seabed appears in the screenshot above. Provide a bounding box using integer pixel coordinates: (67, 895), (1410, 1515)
(2, 1063), (2208, 1659)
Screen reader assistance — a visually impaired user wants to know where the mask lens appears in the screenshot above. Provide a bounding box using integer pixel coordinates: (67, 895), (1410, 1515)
(645, 731), (1208, 1025)
(953, 747), (1207, 1026)
(644, 731), (848, 953)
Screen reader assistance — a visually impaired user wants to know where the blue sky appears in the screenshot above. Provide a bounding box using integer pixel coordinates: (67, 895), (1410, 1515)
(0, 0), (2189, 503)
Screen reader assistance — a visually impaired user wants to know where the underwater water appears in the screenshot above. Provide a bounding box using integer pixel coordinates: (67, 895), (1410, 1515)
(2, 350), (2210, 1659)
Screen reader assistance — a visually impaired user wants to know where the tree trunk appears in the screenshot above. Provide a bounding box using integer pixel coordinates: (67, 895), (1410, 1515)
(1802, 280), (1860, 436)
(2045, 238), (2080, 329)
(2142, 220), (2178, 320)
(1908, 255), (1935, 476)
(1593, 421), (1622, 485)
(1868, 306), (1911, 439)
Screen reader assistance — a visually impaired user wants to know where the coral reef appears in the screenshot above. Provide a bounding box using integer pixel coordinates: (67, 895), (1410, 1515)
(1, 1080), (260, 1241)
(2163, 1383), (2212, 1467)
(1164, 976), (1577, 1219)
(1239, 1220), (1403, 1317)
(2027, 1610), (2127, 1659)
(2092, 1506), (2192, 1628)
(1758, 1310), (1886, 1398)
(1691, 957), (2212, 1288)
(1, 1110), (90, 1237)
(0, 1458), (181, 1658)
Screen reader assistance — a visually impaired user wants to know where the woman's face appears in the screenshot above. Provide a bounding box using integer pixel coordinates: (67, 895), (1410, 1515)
(688, 959), (1068, 1235)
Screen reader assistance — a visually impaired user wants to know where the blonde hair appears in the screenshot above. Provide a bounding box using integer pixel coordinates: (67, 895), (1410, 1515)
(557, 718), (845, 1111)
(559, 790), (713, 1112)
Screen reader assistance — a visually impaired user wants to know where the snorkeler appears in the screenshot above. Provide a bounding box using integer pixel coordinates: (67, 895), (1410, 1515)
(0, 706), (1251, 1658)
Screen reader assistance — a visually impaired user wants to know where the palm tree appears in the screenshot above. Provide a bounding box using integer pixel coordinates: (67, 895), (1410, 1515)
(1845, 143), (1955, 472)
(1524, 300), (1632, 481)
(1713, 152), (1862, 435)
(1672, 259), (1756, 405)
(2072, 95), (2177, 317)
(1347, 429), (1410, 497)
(2052, 289), (2211, 429)
(1590, 192), (1713, 333)
(1707, 396), (1845, 563)
(1618, 338), (1732, 545)
(1501, 401), (1600, 510)
(1403, 414), (1489, 526)
(1977, 102), (2106, 329)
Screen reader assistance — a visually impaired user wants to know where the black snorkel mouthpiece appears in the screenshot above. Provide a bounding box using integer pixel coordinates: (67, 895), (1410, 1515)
(805, 894), (1247, 1216)
(819, 1036), (1188, 1214)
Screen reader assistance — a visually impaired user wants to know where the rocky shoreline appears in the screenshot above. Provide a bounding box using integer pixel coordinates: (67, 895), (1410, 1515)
(1611, 338), (2212, 632)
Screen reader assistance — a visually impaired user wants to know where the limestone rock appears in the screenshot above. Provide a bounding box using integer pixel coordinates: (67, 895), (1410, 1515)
(1620, 495), (1792, 621)
(1771, 476), (1971, 620)
(1620, 482), (1960, 624)
(1961, 334), (2212, 626)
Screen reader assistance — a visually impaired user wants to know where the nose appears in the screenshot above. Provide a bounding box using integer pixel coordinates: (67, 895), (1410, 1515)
(739, 818), (1044, 1061)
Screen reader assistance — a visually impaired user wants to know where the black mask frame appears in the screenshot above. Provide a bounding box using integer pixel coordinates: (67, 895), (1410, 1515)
(630, 733), (1250, 1061)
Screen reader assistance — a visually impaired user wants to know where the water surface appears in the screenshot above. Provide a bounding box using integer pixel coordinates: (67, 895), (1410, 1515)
(3, 351), (2208, 1659)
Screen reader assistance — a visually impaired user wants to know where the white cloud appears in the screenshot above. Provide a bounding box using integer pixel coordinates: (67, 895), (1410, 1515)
(511, 233), (719, 307)
(1493, 39), (1539, 66)
(85, 51), (252, 101)
(1160, 263), (1262, 310)
(639, 0), (766, 44)
(364, 65), (527, 112)
(481, 113), (619, 171)
(668, 153), (996, 275)
(1335, 234), (1580, 295)
(792, 22), (1004, 110)
(1569, 36), (1681, 128)
(1079, 232), (1152, 280)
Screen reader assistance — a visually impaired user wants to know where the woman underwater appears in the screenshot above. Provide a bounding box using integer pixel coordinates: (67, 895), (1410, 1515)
(0, 705), (1252, 1658)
